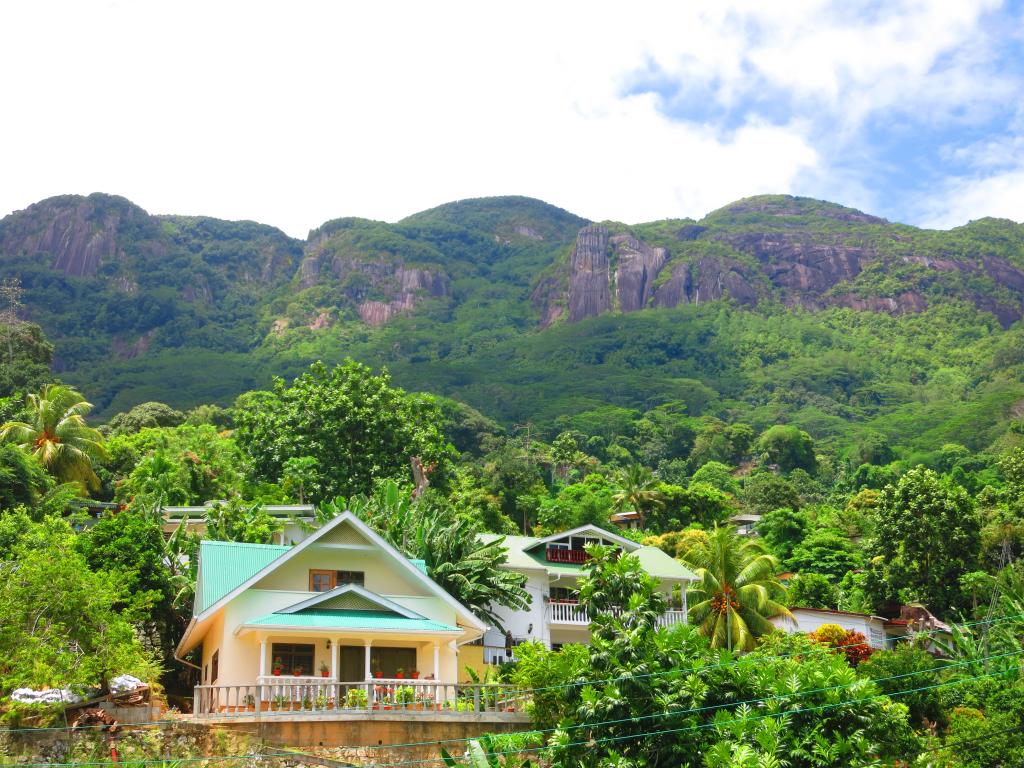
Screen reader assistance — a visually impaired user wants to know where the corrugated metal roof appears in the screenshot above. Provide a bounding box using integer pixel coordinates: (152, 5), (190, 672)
(197, 540), (290, 613)
(480, 533), (697, 581)
(245, 609), (459, 632)
(408, 558), (428, 575)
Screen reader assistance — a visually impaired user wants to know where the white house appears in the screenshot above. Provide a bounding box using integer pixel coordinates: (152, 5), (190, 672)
(770, 607), (891, 649)
(176, 511), (488, 714)
(478, 525), (698, 662)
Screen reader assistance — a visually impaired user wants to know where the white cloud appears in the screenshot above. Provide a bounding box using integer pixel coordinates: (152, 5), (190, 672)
(0, 0), (1016, 235)
(917, 169), (1024, 229)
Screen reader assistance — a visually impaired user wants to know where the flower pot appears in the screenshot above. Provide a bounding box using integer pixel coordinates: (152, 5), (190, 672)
(396, 672), (405, 679)
(272, 669), (282, 676)
(411, 672), (420, 679)
(321, 671), (329, 677)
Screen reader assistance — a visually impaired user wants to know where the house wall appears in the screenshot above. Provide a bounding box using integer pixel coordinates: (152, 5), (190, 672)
(771, 610), (888, 649)
(484, 569), (549, 649)
(253, 547), (430, 603)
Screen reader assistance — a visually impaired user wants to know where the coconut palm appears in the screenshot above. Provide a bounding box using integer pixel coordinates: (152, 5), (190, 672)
(611, 464), (665, 530)
(682, 525), (793, 651)
(0, 384), (106, 492)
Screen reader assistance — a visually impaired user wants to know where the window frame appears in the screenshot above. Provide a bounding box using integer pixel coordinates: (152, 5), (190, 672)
(309, 569), (336, 592)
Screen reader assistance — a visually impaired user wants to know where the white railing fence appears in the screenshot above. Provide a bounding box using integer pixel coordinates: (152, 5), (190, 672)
(193, 681), (527, 718)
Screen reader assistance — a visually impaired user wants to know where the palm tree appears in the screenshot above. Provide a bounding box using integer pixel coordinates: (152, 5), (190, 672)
(0, 384), (106, 492)
(682, 525), (793, 652)
(611, 464), (665, 530)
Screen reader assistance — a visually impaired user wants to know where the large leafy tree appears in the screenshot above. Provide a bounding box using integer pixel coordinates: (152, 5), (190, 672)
(0, 320), (55, 401)
(754, 506), (809, 561)
(864, 466), (981, 615)
(234, 359), (454, 503)
(682, 525), (793, 651)
(786, 527), (863, 582)
(0, 511), (159, 694)
(0, 384), (106, 492)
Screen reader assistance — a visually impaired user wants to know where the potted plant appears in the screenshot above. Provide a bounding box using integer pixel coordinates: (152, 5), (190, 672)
(410, 669), (420, 680)
(395, 667), (405, 679)
(243, 693), (256, 712)
(320, 662), (329, 678)
(292, 665), (303, 677)
(346, 688), (368, 708)
(272, 657), (283, 676)
(395, 685), (416, 708)
(273, 693), (288, 711)
(373, 668), (384, 679)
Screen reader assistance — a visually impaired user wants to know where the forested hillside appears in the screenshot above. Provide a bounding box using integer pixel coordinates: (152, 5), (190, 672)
(2, 192), (1024, 462)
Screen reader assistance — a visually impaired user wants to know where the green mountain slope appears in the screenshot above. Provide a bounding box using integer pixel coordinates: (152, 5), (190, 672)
(1, 192), (1022, 456)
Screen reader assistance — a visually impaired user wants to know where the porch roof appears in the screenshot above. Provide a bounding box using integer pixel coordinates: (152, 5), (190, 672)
(241, 609), (459, 633)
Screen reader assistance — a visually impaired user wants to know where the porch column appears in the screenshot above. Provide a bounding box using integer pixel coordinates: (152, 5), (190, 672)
(364, 639), (373, 680)
(259, 638), (267, 678)
(331, 637), (340, 681)
(433, 641), (440, 680)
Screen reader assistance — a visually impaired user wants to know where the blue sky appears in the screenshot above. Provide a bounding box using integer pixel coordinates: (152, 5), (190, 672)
(1, 1), (1022, 235)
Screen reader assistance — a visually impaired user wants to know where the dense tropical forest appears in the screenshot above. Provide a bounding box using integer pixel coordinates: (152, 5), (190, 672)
(1, 191), (1024, 765)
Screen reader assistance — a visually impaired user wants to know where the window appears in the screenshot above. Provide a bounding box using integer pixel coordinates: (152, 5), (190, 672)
(310, 569), (335, 591)
(211, 650), (219, 684)
(550, 587), (578, 602)
(370, 647), (417, 678)
(336, 570), (364, 587)
(272, 643), (315, 676)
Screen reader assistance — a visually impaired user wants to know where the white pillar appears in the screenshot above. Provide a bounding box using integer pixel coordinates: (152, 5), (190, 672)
(259, 638), (267, 679)
(433, 642), (440, 680)
(331, 638), (340, 681)
(364, 640), (373, 680)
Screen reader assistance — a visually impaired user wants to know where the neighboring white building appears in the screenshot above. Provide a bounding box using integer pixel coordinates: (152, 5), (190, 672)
(478, 525), (698, 662)
(162, 503), (316, 545)
(771, 607), (891, 649)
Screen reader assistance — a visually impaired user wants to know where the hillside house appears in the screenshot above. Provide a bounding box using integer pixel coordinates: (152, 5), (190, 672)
(177, 511), (497, 716)
(770, 606), (952, 650)
(478, 525), (698, 662)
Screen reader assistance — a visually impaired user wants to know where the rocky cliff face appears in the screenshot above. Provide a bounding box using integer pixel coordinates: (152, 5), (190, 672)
(297, 233), (448, 327)
(0, 194), (164, 278)
(534, 196), (1024, 326)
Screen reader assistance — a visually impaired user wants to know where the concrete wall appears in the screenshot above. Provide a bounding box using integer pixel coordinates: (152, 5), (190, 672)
(771, 610), (889, 649)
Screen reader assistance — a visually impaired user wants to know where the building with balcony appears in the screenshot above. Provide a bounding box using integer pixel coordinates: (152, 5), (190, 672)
(478, 525), (698, 661)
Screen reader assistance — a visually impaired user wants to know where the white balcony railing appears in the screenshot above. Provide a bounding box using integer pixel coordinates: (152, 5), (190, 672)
(547, 602), (688, 627)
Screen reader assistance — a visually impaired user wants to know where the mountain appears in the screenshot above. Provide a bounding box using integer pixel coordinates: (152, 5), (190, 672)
(2, 192), (1023, 455)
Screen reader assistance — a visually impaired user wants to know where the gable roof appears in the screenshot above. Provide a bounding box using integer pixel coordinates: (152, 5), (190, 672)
(526, 524), (640, 553)
(481, 530), (697, 582)
(274, 584), (423, 618)
(196, 540), (290, 613)
(192, 511), (487, 633)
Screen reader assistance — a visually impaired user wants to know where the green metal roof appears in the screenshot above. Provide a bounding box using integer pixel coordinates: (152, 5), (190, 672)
(245, 609), (459, 632)
(480, 533), (697, 582)
(197, 540), (290, 614)
(408, 558), (428, 575)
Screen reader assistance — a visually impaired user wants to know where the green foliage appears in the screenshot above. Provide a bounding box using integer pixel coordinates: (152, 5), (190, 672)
(786, 572), (838, 609)
(536, 473), (614, 534)
(0, 511), (159, 694)
(858, 645), (943, 727)
(0, 321), (56, 399)
(865, 466), (981, 615)
(507, 640), (589, 730)
(741, 472), (801, 515)
(234, 359), (455, 502)
(690, 460), (740, 495)
(755, 506), (809, 562)
(757, 424), (816, 473)
(105, 402), (186, 436)
(204, 499), (283, 544)
(787, 527), (863, 582)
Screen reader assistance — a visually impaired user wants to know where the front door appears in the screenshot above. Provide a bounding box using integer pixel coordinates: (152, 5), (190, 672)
(339, 645), (365, 682)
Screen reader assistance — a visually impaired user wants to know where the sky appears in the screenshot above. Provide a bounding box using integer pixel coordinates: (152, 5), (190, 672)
(2, 0), (1023, 238)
